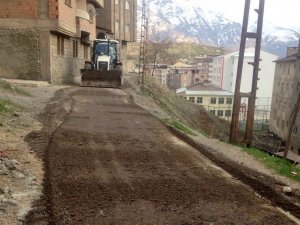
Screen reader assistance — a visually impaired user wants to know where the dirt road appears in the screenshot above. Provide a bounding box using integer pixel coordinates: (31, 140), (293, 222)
(25, 88), (296, 225)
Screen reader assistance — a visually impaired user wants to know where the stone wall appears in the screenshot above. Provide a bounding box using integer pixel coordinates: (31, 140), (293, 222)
(0, 29), (41, 80)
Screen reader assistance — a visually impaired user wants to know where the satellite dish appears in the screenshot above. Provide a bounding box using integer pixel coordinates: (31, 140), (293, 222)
(87, 4), (96, 21)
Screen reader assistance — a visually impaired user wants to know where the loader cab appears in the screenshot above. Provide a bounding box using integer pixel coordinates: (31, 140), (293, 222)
(92, 39), (121, 71)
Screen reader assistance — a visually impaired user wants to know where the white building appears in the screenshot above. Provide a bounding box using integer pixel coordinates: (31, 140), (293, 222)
(211, 47), (278, 107)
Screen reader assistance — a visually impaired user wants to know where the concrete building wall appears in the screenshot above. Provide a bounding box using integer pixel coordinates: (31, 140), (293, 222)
(0, 29), (41, 80)
(0, 0), (99, 84)
(212, 48), (277, 106)
(183, 94), (233, 120)
(58, 0), (77, 35)
(50, 33), (88, 84)
(269, 49), (300, 155)
(269, 61), (295, 140)
(0, 0), (39, 18)
(290, 59), (300, 154)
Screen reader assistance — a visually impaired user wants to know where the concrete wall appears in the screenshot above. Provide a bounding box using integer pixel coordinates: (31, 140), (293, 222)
(0, 29), (41, 80)
(50, 33), (88, 84)
(269, 58), (300, 152)
(0, 0), (38, 18)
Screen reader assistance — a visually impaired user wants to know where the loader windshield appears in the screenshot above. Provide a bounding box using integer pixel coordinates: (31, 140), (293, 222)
(95, 42), (109, 56)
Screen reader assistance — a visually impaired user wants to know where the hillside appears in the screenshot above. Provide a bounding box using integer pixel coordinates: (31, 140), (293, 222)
(123, 73), (231, 140)
(127, 42), (226, 64)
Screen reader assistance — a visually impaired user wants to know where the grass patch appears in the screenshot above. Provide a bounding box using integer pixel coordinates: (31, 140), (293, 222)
(0, 99), (22, 115)
(171, 121), (197, 136)
(0, 80), (31, 96)
(242, 146), (300, 183)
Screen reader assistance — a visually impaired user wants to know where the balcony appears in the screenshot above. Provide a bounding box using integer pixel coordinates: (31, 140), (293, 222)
(87, 0), (104, 8)
(76, 9), (96, 40)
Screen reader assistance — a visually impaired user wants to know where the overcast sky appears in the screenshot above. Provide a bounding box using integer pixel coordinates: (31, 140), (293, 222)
(195, 0), (300, 29)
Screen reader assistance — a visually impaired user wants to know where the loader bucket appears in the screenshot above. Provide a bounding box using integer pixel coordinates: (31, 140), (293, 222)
(80, 69), (122, 88)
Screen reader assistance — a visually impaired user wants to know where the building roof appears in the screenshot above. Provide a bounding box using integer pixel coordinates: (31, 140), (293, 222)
(173, 62), (193, 68)
(274, 53), (299, 63)
(176, 83), (234, 96)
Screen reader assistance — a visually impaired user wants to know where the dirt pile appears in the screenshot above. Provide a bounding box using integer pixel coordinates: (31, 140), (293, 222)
(0, 79), (65, 225)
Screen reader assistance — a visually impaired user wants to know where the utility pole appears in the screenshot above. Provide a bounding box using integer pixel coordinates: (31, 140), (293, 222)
(138, 0), (146, 85)
(230, 0), (251, 143)
(245, 0), (265, 147)
(230, 0), (265, 146)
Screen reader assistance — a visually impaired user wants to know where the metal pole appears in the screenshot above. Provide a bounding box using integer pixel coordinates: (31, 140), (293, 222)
(230, 0), (251, 143)
(245, 0), (265, 147)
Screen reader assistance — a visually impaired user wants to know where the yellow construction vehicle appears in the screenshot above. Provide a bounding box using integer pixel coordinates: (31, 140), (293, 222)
(80, 39), (123, 88)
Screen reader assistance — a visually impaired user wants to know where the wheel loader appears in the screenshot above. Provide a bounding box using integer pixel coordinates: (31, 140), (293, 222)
(80, 39), (123, 88)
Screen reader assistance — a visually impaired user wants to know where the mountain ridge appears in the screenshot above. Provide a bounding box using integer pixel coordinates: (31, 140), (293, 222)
(140, 0), (299, 57)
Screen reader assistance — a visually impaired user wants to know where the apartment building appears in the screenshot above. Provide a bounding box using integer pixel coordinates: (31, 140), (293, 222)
(269, 46), (300, 154)
(176, 83), (234, 120)
(168, 62), (208, 90)
(96, 0), (137, 72)
(211, 47), (278, 107)
(0, 0), (103, 84)
(0, 0), (137, 83)
(147, 64), (169, 86)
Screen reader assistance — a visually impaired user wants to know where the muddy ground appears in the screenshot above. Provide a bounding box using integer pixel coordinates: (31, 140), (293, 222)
(24, 87), (298, 225)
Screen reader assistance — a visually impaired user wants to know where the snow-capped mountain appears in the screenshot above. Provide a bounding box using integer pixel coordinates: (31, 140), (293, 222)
(140, 0), (300, 57)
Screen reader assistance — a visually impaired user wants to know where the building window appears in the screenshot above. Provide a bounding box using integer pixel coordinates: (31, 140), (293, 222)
(84, 44), (89, 59)
(115, 20), (119, 31)
(226, 98), (232, 104)
(225, 110), (231, 117)
(281, 120), (285, 130)
(57, 36), (64, 56)
(125, 24), (130, 33)
(189, 97), (195, 103)
(197, 97), (203, 104)
(125, 0), (130, 9)
(211, 98), (216, 104)
(65, 0), (71, 6)
(217, 110), (224, 117)
(219, 98), (224, 104)
(293, 127), (298, 135)
(73, 40), (78, 58)
(210, 110), (215, 115)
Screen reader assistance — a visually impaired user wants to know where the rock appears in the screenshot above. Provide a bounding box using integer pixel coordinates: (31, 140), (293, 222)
(283, 186), (292, 193)
(12, 171), (25, 179)
(3, 187), (11, 195)
(5, 160), (16, 170)
(13, 112), (20, 117)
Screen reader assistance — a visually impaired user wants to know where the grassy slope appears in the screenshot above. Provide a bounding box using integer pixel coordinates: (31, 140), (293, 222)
(125, 74), (230, 140)
(0, 80), (29, 116)
(125, 74), (300, 183)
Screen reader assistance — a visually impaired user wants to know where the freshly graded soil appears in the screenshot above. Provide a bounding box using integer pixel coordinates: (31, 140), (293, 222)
(25, 87), (297, 225)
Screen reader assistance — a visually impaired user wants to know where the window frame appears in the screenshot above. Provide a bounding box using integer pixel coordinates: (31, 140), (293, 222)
(211, 98), (216, 104)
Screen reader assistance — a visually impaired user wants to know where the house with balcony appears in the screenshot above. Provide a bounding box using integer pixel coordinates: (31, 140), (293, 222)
(269, 46), (300, 155)
(0, 0), (103, 84)
(176, 83), (234, 121)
